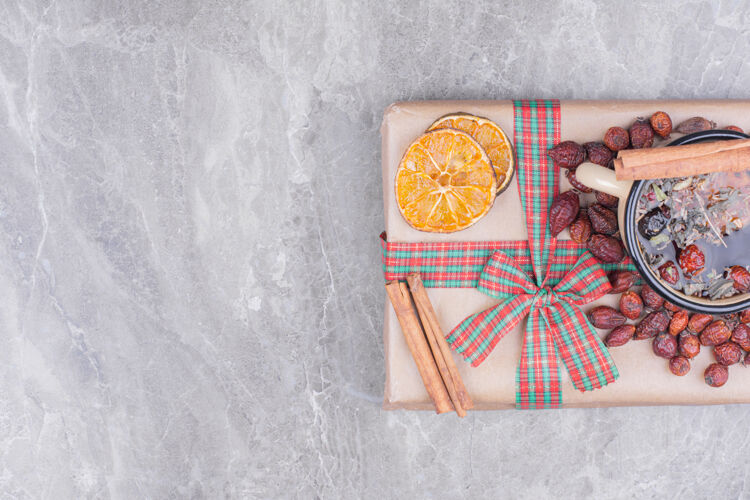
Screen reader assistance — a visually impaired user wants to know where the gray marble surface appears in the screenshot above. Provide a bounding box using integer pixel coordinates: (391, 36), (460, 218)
(1, 0), (750, 498)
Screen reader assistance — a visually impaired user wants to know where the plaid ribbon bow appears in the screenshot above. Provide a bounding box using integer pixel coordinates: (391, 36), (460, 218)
(447, 245), (618, 408)
(446, 99), (619, 408)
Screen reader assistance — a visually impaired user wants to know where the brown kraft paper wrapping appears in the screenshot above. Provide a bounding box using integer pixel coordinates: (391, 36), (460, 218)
(381, 99), (750, 410)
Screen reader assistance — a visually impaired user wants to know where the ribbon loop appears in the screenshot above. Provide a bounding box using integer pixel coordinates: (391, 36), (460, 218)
(477, 250), (539, 298)
(448, 248), (617, 407)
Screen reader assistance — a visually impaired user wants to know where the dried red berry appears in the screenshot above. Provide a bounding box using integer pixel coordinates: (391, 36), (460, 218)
(727, 266), (750, 293)
(663, 301), (682, 314)
(607, 270), (639, 294)
(603, 127), (629, 151)
(641, 284), (665, 310)
(629, 119), (655, 149)
(605, 325), (635, 347)
(635, 310), (670, 340)
(595, 191), (619, 208)
(724, 125), (744, 133)
(548, 191), (579, 237)
(678, 244), (705, 278)
(687, 313), (713, 334)
(587, 234), (624, 263)
(569, 211), (592, 244)
(548, 141), (585, 169)
(588, 204), (618, 235)
(638, 206), (670, 239)
(650, 111), (673, 139)
(565, 168), (593, 193)
(731, 323), (750, 351)
(714, 341), (743, 366)
(676, 117), (716, 134)
(704, 363), (729, 387)
(653, 333), (678, 358)
(678, 332), (701, 359)
(740, 309), (750, 324)
(588, 306), (627, 329)
(669, 356), (690, 376)
(619, 291), (643, 320)
(583, 142), (614, 167)
(658, 261), (680, 285)
(700, 320), (732, 346)
(669, 310), (689, 336)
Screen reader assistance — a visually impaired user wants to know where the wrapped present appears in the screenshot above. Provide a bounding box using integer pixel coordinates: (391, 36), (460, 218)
(381, 99), (750, 410)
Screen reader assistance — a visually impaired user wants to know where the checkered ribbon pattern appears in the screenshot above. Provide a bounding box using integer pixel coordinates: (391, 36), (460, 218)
(382, 99), (623, 408)
(381, 233), (636, 288)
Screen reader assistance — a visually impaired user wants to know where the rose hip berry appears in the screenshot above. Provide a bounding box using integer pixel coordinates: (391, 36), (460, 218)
(700, 320), (732, 346)
(605, 325), (635, 347)
(588, 306), (627, 329)
(635, 310), (670, 340)
(595, 190), (619, 208)
(728, 266), (750, 293)
(658, 261), (680, 285)
(678, 332), (701, 359)
(641, 284), (665, 310)
(653, 333), (678, 358)
(725, 125), (744, 133)
(569, 211), (592, 244)
(678, 244), (705, 277)
(669, 356), (690, 376)
(704, 363), (729, 387)
(587, 234), (624, 263)
(619, 291), (643, 320)
(638, 206), (670, 239)
(583, 142), (614, 167)
(548, 191), (579, 237)
(731, 323), (750, 351)
(650, 111), (673, 139)
(629, 119), (655, 149)
(687, 313), (713, 334)
(740, 309), (750, 324)
(669, 310), (689, 336)
(588, 203), (618, 235)
(676, 117), (716, 134)
(714, 341), (743, 366)
(663, 301), (682, 314)
(548, 141), (585, 169)
(603, 126), (630, 151)
(607, 270), (639, 294)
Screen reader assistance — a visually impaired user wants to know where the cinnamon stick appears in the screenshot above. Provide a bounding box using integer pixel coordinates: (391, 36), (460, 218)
(407, 274), (473, 416)
(385, 280), (453, 414)
(614, 138), (750, 180)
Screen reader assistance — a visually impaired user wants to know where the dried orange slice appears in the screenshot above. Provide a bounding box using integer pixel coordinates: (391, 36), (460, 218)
(396, 128), (496, 233)
(427, 113), (514, 194)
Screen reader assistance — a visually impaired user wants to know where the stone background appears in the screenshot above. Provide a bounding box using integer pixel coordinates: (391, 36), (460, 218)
(0, 1), (749, 498)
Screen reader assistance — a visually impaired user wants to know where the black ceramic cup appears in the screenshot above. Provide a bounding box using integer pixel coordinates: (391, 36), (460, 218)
(576, 129), (750, 314)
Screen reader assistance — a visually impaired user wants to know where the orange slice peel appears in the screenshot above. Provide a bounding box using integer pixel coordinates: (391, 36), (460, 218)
(427, 113), (515, 194)
(395, 128), (496, 233)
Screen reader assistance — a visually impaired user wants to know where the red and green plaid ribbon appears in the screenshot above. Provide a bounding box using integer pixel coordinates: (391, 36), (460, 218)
(381, 233), (636, 287)
(446, 99), (619, 408)
(446, 246), (618, 407)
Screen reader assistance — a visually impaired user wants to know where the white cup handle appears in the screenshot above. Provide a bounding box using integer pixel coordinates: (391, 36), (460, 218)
(575, 162), (632, 199)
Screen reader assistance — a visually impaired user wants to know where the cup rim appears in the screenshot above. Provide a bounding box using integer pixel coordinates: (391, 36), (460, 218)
(622, 129), (750, 313)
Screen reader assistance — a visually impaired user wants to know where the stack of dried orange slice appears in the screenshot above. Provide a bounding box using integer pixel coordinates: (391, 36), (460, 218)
(395, 113), (514, 233)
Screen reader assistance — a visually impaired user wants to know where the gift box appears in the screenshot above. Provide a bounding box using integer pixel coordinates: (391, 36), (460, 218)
(381, 99), (750, 410)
